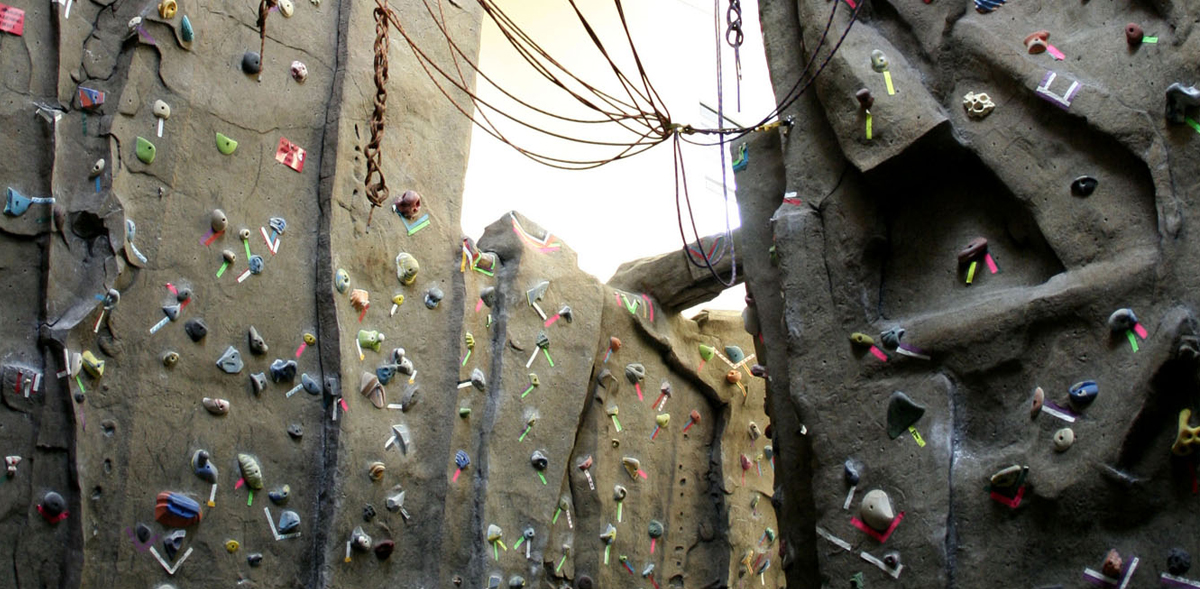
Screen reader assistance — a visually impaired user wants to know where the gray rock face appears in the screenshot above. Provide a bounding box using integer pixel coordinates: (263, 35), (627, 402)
(736, 0), (1200, 586)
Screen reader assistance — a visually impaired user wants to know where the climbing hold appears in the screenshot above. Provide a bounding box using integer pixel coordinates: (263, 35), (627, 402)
(869, 49), (888, 72)
(849, 332), (874, 347)
(989, 464), (1024, 488)
(1024, 30), (1049, 54)
(886, 391), (925, 439)
(470, 368), (486, 392)
(879, 326), (905, 349)
(957, 238), (988, 265)
(90, 159), (105, 177)
(202, 397), (230, 415)
(287, 423), (303, 439)
(577, 576), (594, 589)
(600, 523), (616, 543)
(622, 456), (641, 480)
(655, 414), (670, 428)
(424, 287), (444, 309)
(248, 255), (264, 275)
(368, 461), (386, 481)
(844, 459), (861, 486)
(536, 332), (550, 349)
(304, 333), (317, 345)
(158, 0), (177, 18)
(192, 450), (217, 483)
(301, 373), (320, 395)
(40, 491), (67, 521)
(455, 450), (470, 469)
(270, 358), (298, 382)
(216, 346), (243, 374)
(360, 372), (385, 408)
(81, 350), (105, 379)
(395, 253), (419, 285)
(155, 491), (203, 527)
(242, 51), (262, 75)
(1165, 83), (1200, 124)
(291, 61), (307, 83)
(210, 209), (228, 233)
(399, 383), (418, 410)
(1125, 23), (1143, 46)
(215, 132), (238, 155)
(163, 530), (186, 560)
(277, 510), (300, 534)
(1030, 386), (1044, 419)
(1172, 409), (1200, 456)
(1053, 428), (1074, 452)
(358, 330), (385, 352)
(479, 286), (496, 307)
(394, 190), (422, 220)
(152, 99), (171, 120)
(225, 540), (239, 553)
(250, 372), (268, 394)
(335, 269), (350, 293)
(184, 318), (208, 342)
(238, 454), (264, 489)
(1068, 380), (1099, 408)
(625, 363), (645, 384)
(531, 450), (549, 471)
(248, 327), (268, 355)
(247, 553), (263, 567)
(1071, 175), (1098, 197)
(726, 369), (742, 384)
(268, 485), (290, 505)
(1107, 308), (1139, 333)
(350, 289), (369, 313)
(963, 92), (996, 119)
(1169, 548), (1192, 576)
(859, 489), (895, 531)
(883, 551), (901, 569)
(725, 346), (745, 364)
(222, 249), (236, 264)
(278, 0), (294, 17)
(269, 216), (286, 234)
(508, 576), (525, 589)
(374, 539), (395, 560)
(135, 137), (156, 164)
(648, 520), (663, 538)
(610, 337), (622, 352)
(855, 88), (874, 111)
(5, 456), (20, 478)
(1102, 549), (1123, 578)
(385, 491), (406, 512)
(699, 344), (715, 361)
(180, 15), (194, 42)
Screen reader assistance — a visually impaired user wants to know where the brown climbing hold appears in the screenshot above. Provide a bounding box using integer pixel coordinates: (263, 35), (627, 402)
(350, 289), (369, 313)
(360, 372), (385, 409)
(855, 88), (874, 111)
(1024, 30), (1049, 54)
(1125, 23), (1143, 46)
(1102, 549), (1123, 578)
(610, 337), (621, 352)
(368, 461), (385, 481)
(1030, 386), (1044, 419)
(957, 237), (988, 264)
(726, 369), (742, 384)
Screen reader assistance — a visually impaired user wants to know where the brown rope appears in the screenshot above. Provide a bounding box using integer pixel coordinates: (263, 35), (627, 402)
(257, 0), (277, 68)
(364, 0), (391, 226)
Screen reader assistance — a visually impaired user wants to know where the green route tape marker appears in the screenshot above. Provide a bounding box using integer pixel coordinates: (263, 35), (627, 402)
(1143, 36), (1158, 43)
(1186, 117), (1200, 134)
(1127, 330), (1139, 353)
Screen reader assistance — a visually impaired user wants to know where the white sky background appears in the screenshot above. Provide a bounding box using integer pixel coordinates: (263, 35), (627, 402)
(460, 0), (775, 313)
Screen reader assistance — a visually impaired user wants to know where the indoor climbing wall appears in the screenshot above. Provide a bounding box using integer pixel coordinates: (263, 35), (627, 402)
(736, 0), (1200, 586)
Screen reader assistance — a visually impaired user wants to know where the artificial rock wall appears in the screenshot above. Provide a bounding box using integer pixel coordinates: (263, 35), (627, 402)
(0, 1), (780, 588)
(738, 0), (1200, 587)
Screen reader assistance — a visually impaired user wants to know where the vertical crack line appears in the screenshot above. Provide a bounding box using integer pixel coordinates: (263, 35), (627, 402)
(944, 373), (960, 589)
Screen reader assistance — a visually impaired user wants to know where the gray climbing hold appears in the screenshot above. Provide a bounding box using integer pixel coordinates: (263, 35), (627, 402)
(301, 373), (320, 395)
(350, 526), (371, 551)
(184, 318), (208, 342)
(1166, 83), (1200, 124)
(163, 303), (182, 321)
(886, 391), (925, 439)
(470, 368), (486, 391)
(268, 484), (290, 505)
(531, 450), (549, 470)
(41, 491), (66, 517)
(242, 51), (262, 74)
(424, 286), (443, 309)
(250, 372), (268, 395)
(480, 286), (496, 307)
(624, 363), (645, 383)
(879, 327), (905, 350)
(558, 305), (573, 323)
(163, 529), (186, 560)
(277, 510), (300, 534)
(192, 450), (217, 483)
(287, 423), (303, 439)
(1108, 308), (1139, 333)
(648, 520), (663, 538)
(248, 326), (268, 355)
(400, 383), (419, 411)
(248, 255), (264, 275)
(270, 359), (297, 382)
(216, 346), (243, 374)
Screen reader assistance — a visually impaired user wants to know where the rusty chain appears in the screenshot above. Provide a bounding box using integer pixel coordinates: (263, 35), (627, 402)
(364, 0), (392, 225)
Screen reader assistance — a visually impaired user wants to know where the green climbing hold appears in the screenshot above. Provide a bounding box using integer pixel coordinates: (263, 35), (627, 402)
(698, 344), (715, 361)
(216, 132), (238, 155)
(136, 137), (156, 164)
(180, 15), (194, 43)
(886, 391), (925, 439)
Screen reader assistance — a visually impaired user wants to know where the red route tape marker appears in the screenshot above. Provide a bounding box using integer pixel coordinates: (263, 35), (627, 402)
(850, 511), (905, 543)
(0, 3), (25, 36)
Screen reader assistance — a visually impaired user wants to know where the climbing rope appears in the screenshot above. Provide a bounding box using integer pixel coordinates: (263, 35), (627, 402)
(257, 0), (277, 69)
(364, 0), (392, 225)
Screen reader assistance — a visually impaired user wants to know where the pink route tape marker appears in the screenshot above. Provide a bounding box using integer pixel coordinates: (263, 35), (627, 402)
(1046, 44), (1066, 60)
(989, 485), (1025, 508)
(984, 252), (999, 274)
(869, 346), (889, 362)
(850, 511), (905, 543)
(475, 298), (484, 313)
(544, 313), (560, 327)
(635, 382), (643, 401)
(1134, 323), (1149, 340)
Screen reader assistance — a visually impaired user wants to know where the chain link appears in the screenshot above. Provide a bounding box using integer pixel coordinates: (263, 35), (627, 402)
(725, 0), (743, 48)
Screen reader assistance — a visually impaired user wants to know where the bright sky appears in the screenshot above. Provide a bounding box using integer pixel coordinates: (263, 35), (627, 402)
(460, 0), (774, 312)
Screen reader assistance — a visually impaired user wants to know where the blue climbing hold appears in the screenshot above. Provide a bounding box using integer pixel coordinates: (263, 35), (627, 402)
(455, 450), (470, 469)
(4, 188), (32, 216)
(1068, 380), (1099, 408)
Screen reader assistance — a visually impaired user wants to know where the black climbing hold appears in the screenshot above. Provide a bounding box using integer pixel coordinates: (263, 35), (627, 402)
(184, 318), (208, 342)
(886, 391), (926, 439)
(176, 287), (192, 302)
(41, 491), (66, 517)
(242, 51), (262, 74)
(480, 286), (496, 308)
(136, 522), (152, 543)
(844, 459), (861, 486)
(247, 552), (263, 567)
(1169, 548), (1192, 576)
(362, 504), (376, 521)
(163, 529), (186, 560)
(577, 576), (594, 589)
(1070, 176), (1098, 197)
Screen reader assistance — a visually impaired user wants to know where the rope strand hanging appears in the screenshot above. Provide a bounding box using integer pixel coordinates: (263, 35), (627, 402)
(363, 0), (391, 225)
